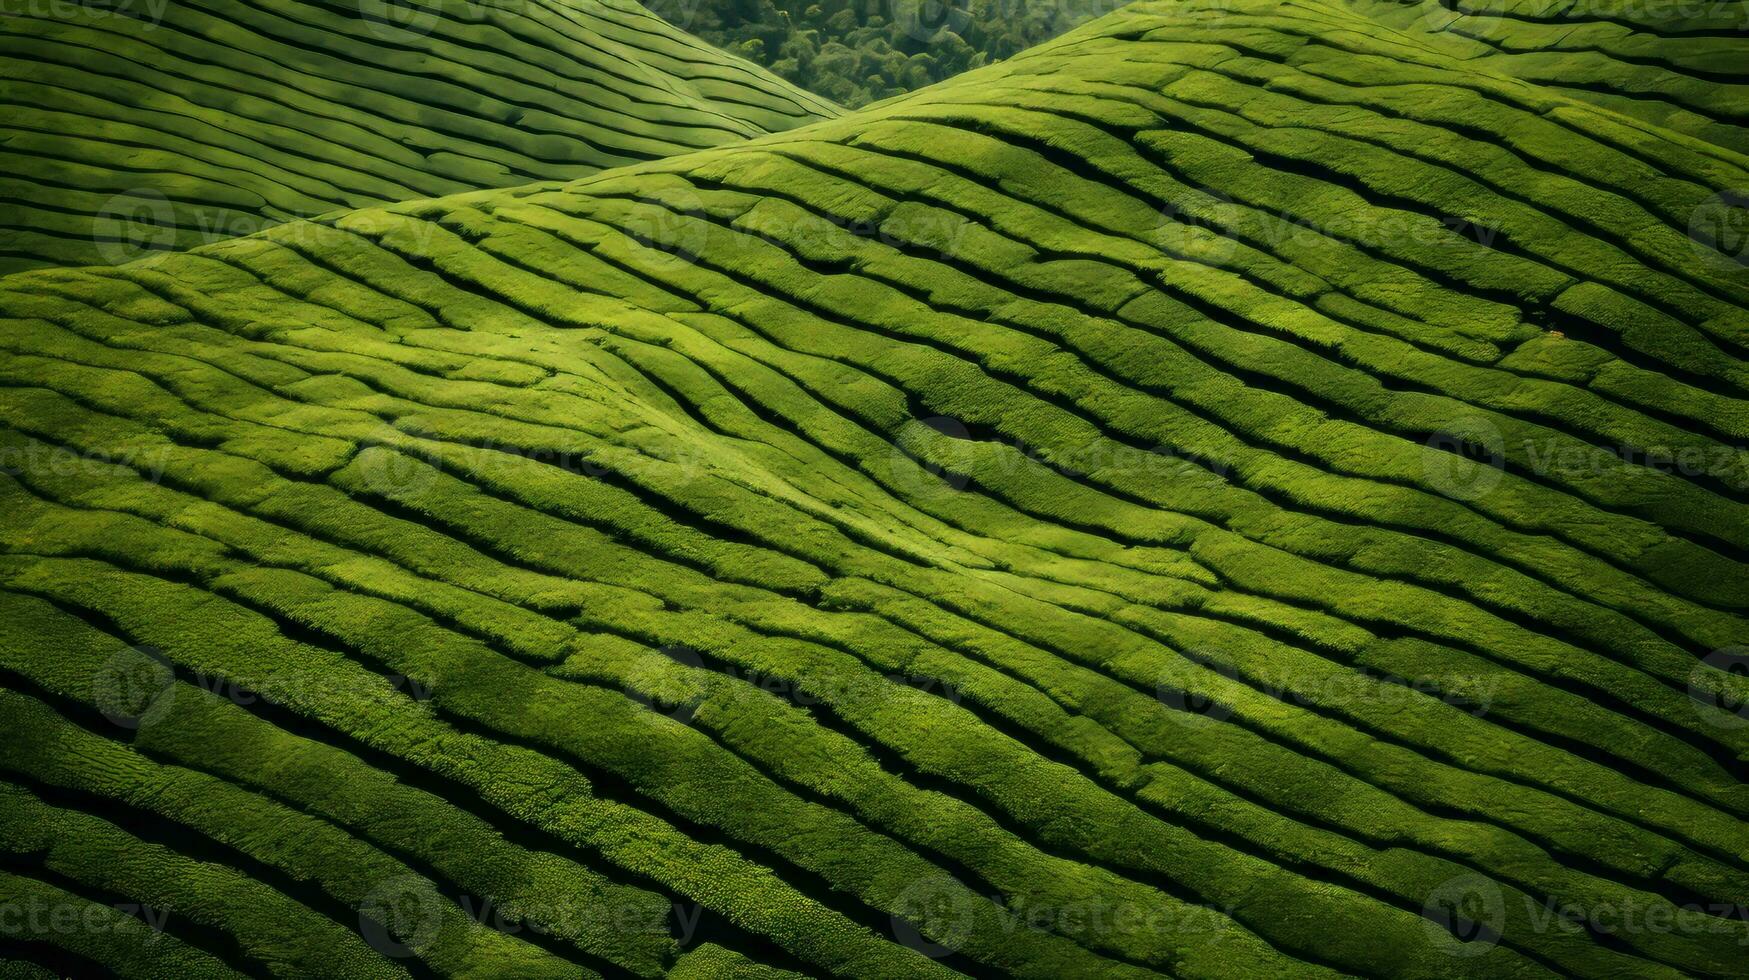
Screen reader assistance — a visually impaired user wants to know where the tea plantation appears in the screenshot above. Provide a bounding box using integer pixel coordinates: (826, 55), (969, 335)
(0, 0), (1747, 976)
(0, 0), (838, 274)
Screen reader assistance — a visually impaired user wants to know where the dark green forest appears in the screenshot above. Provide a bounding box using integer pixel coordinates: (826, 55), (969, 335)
(646, 0), (1124, 105)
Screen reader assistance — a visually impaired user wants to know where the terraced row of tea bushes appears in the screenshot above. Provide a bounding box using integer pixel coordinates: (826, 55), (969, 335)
(1, 0), (1747, 976)
(1352, 0), (1749, 155)
(0, 0), (839, 274)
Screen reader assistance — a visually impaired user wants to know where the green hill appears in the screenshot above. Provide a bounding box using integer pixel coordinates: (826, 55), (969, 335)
(649, 0), (1749, 130)
(1356, 0), (1749, 156)
(1, 0), (1748, 977)
(0, 0), (840, 275)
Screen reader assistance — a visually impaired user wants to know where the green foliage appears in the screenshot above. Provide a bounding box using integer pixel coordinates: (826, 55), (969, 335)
(648, 0), (1124, 106)
(3, 0), (1749, 977)
(0, 0), (838, 275)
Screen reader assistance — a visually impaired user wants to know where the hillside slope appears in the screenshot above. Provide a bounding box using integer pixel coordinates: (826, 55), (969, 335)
(2, 0), (1749, 977)
(1354, 0), (1749, 155)
(0, 0), (839, 274)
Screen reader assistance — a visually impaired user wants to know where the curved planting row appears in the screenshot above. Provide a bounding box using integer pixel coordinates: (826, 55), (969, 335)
(0, 0), (1746, 976)
(0, 0), (839, 275)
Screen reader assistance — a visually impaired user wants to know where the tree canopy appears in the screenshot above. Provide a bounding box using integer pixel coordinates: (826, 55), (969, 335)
(648, 0), (1125, 106)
